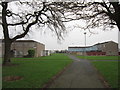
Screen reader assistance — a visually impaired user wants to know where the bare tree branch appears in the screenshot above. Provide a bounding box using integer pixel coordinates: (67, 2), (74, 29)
(11, 2), (46, 41)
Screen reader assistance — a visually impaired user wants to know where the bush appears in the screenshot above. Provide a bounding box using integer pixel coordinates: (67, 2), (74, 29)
(28, 49), (35, 57)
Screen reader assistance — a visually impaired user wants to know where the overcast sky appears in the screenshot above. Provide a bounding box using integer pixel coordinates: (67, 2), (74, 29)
(30, 25), (119, 50)
(0, 1), (119, 50)
(0, 22), (119, 50)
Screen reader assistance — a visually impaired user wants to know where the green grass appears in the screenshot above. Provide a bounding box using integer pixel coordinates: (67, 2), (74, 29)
(92, 61), (118, 88)
(77, 55), (119, 60)
(3, 53), (73, 88)
(0, 58), (2, 64)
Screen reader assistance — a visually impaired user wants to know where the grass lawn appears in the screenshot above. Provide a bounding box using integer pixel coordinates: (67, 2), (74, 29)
(2, 53), (73, 88)
(92, 61), (118, 88)
(77, 55), (120, 60)
(0, 58), (2, 64)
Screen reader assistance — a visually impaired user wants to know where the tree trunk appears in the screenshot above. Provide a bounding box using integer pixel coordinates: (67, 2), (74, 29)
(115, 15), (120, 31)
(2, 2), (13, 65)
(110, 1), (120, 31)
(3, 40), (12, 65)
(116, 22), (120, 31)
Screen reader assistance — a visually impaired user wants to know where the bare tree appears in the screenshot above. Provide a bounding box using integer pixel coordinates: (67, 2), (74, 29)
(70, 0), (120, 31)
(1, 1), (85, 65)
(48, 1), (120, 31)
(0, 11), (1, 24)
(1, 0), (120, 65)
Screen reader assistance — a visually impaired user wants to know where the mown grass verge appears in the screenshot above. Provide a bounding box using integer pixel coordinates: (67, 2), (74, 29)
(3, 53), (73, 88)
(77, 55), (119, 60)
(92, 61), (118, 88)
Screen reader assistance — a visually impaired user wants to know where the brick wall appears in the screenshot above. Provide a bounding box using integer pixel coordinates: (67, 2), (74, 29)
(86, 51), (106, 56)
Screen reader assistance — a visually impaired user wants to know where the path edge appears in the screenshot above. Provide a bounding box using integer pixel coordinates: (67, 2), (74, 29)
(42, 61), (73, 88)
(91, 62), (111, 88)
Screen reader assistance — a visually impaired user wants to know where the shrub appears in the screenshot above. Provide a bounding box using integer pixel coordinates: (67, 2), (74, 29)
(28, 49), (35, 57)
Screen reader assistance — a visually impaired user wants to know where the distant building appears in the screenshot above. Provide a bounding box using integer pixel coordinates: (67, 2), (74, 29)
(95, 41), (118, 56)
(1, 39), (45, 57)
(68, 41), (119, 56)
(43, 50), (51, 56)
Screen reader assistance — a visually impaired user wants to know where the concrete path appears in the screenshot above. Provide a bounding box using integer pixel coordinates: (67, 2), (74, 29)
(48, 54), (105, 88)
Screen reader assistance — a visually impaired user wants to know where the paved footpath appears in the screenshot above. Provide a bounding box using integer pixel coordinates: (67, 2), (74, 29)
(49, 54), (105, 88)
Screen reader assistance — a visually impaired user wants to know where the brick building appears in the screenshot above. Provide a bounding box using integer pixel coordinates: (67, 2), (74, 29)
(95, 41), (118, 56)
(1, 39), (45, 57)
(68, 41), (119, 56)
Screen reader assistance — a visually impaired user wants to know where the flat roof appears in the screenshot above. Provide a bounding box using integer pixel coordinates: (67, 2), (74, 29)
(68, 46), (91, 48)
(68, 41), (118, 48)
(0, 39), (44, 45)
(15, 40), (44, 45)
(15, 40), (36, 42)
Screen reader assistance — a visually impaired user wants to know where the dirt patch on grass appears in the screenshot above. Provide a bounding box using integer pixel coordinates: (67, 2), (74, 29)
(2, 63), (19, 67)
(3, 76), (23, 81)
